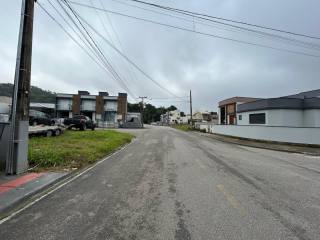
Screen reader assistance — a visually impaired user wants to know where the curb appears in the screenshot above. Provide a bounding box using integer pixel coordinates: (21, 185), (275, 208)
(0, 139), (134, 222)
(0, 171), (72, 220)
(198, 132), (320, 156)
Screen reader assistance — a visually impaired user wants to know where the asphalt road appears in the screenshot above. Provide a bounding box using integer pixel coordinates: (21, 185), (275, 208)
(1, 126), (320, 240)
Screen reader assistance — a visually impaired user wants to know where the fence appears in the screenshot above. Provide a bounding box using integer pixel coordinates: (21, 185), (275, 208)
(212, 125), (320, 145)
(96, 120), (118, 128)
(0, 123), (10, 171)
(194, 122), (214, 133)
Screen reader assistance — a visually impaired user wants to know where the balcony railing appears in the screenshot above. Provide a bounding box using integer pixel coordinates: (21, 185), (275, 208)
(56, 104), (72, 111)
(104, 107), (117, 111)
(81, 104), (96, 111)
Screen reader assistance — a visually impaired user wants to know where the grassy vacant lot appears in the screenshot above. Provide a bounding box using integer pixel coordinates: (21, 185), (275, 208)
(172, 124), (193, 131)
(28, 130), (133, 170)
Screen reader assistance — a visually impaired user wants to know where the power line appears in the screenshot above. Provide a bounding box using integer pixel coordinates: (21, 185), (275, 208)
(57, 0), (128, 86)
(97, 0), (141, 92)
(150, 100), (189, 103)
(110, 0), (320, 51)
(126, 0), (320, 40)
(73, 11), (184, 98)
(61, 0), (136, 97)
(38, 2), (114, 80)
(87, 0), (138, 93)
(89, 0), (115, 46)
(98, 0), (123, 50)
(40, 1), (180, 100)
(150, 96), (189, 100)
(47, 0), (112, 67)
(67, 1), (320, 58)
(39, 1), (136, 98)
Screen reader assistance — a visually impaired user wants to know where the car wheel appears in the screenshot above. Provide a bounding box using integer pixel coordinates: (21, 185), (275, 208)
(80, 124), (86, 131)
(54, 129), (61, 136)
(46, 130), (53, 137)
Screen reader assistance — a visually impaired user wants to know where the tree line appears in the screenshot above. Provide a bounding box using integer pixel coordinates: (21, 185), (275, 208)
(0, 83), (56, 103)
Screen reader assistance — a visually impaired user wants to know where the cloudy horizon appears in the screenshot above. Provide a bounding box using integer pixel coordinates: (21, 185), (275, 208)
(1, 0), (320, 112)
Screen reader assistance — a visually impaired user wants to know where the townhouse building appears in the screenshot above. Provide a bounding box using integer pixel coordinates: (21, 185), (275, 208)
(56, 90), (127, 127)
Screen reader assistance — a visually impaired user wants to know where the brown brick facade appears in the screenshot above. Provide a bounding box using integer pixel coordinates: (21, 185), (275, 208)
(72, 95), (81, 114)
(117, 93), (127, 120)
(95, 96), (104, 114)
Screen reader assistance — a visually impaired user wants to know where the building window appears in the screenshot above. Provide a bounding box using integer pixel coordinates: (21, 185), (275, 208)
(238, 115), (242, 120)
(104, 111), (116, 122)
(249, 113), (266, 124)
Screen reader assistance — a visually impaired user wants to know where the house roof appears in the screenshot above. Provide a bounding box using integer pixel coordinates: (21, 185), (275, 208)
(237, 97), (320, 113)
(0, 97), (56, 109)
(30, 103), (55, 109)
(283, 89), (320, 99)
(219, 97), (260, 107)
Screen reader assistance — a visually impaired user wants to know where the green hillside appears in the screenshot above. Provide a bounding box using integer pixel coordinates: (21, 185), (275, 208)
(0, 83), (56, 103)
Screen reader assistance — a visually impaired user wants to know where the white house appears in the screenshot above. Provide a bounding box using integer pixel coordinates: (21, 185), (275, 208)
(213, 89), (320, 145)
(236, 95), (320, 128)
(193, 111), (219, 123)
(160, 110), (190, 125)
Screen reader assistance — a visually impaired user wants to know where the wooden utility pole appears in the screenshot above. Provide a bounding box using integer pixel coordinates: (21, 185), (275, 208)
(139, 96), (147, 128)
(7, 0), (35, 174)
(189, 90), (193, 126)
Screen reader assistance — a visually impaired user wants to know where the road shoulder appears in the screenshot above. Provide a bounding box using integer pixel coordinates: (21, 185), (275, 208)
(192, 131), (320, 156)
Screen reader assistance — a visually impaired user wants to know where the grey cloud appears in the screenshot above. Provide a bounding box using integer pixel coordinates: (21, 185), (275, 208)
(1, 0), (320, 113)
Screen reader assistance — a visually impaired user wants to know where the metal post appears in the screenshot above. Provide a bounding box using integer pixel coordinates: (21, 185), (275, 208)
(189, 90), (193, 126)
(139, 96), (147, 128)
(7, 0), (35, 174)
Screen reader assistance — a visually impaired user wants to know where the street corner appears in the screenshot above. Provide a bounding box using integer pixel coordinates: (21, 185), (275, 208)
(0, 171), (69, 217)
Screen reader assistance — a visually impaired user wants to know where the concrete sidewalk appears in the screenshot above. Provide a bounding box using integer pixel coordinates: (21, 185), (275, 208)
(0, 171), (69, 217)
(196, 132), (320, 155)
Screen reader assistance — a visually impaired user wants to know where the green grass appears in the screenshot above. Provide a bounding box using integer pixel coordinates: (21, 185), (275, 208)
(172, 124), (193, 131)
(28, 130), (133, 170)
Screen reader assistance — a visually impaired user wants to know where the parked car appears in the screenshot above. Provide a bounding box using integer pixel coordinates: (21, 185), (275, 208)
(63, 115), (96, 130)
(29, 110), (55, 126)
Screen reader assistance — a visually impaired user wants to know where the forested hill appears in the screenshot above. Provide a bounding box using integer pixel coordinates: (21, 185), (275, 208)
(0, 83), (56, 103)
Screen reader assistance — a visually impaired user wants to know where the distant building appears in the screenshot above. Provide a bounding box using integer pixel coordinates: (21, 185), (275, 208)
(218, 97), (260, 125)
(121, 112), (142, 128)
(56, 90), (127, 127)
(0, 96), (56, 122)
(214, 89), (320, 145)
(192, 111), (218, 123)
(237, 90), (320, 128)
(160, 110), (190, 125)
(1, 90), (130, 128)
(30, 102), (55, 116)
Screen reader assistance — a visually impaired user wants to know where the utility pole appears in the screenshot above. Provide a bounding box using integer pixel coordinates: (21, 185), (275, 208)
(189, 90), (193, 126)
(139, 96), (147, 128)
(7, 0), (35, 174)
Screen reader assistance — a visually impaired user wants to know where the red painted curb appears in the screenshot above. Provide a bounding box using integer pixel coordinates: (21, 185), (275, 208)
(0, 173), (43, 195)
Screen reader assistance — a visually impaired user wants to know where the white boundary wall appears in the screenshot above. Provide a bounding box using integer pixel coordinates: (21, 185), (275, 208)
(194, 122), (212, 132)
(213, 125), (320, 145)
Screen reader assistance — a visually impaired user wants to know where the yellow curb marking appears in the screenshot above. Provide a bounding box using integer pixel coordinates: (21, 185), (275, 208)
(217, 184), (246, 215)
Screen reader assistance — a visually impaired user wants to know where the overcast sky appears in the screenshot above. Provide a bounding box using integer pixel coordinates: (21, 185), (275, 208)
(1, 0), (320, 112)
